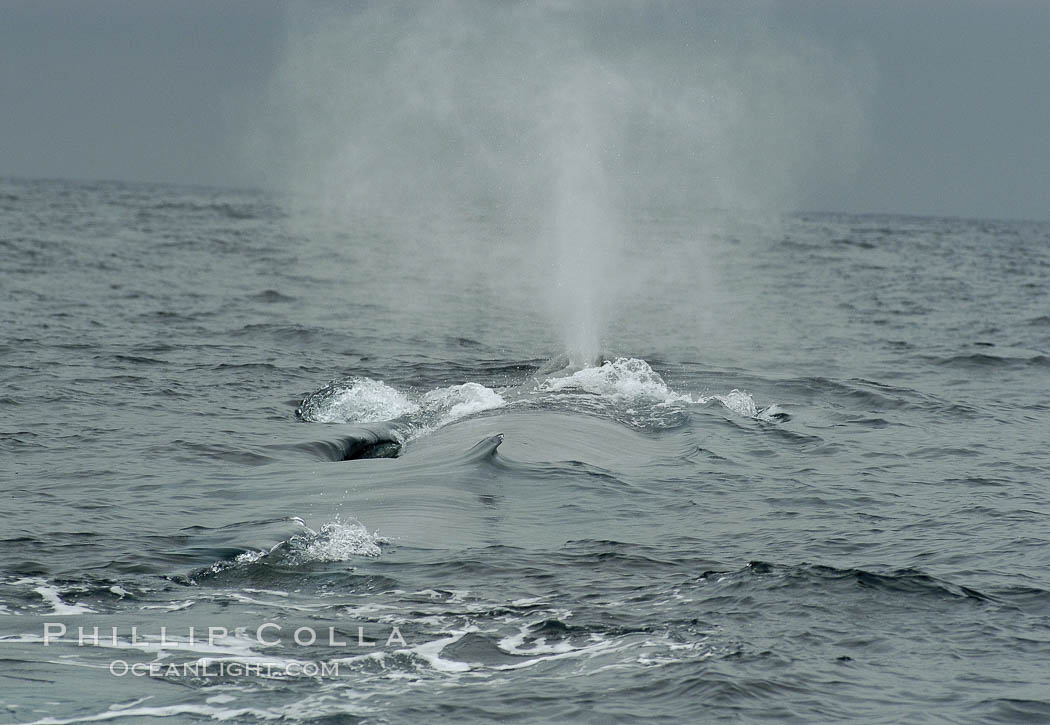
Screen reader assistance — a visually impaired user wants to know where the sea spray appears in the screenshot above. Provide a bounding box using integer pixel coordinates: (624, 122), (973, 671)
(250, 2), (870, 361)
(544, 61), (629, 366)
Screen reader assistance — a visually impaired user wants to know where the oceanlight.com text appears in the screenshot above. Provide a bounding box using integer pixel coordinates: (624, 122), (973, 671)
(108, 659), (342, 678)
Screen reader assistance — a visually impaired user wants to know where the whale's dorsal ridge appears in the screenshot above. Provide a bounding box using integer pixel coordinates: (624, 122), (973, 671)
(464, 433), (504, 462)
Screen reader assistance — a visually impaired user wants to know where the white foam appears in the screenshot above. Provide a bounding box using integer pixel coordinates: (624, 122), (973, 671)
(421, 382), (506, 425)
(697, 388), (759, 417)
(300, 377), (418, 423)
(29, 581), (94, 615)
(498, 626), (576, 655)
(696, 389), (786, 421)
(406, 629), (476, 672)
(140, 600), (195, 612)
(200, 518), (386, 579)
(493, 631), (617, 670)
(25, 704), (279, 724)
(284, 518), (387, 562)
(540, 357), (784, 423)
(0, 633), (46, 643)
(539, 357), (689, 405)
(296, 357), (781, 440)
(108, 697), (153, 712)
(225, 592), (308, 610)
(233, 549), (267, 565)
(299, 376), (507, 434)
(241, 587), (288, 597)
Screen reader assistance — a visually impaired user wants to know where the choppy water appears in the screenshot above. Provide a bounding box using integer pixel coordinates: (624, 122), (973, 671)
(2, 177), (1049, 723)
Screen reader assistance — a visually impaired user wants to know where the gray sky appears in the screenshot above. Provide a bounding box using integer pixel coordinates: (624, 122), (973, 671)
(1, 0), (1046, 221)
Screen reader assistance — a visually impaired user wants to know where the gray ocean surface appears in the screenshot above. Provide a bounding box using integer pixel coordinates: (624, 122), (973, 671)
(2, 177), (1050, 723)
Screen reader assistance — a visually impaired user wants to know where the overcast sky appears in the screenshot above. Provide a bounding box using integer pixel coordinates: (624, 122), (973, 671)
(1, 0), (1046, 221)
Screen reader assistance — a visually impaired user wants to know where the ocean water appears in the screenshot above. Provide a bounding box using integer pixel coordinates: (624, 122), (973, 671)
(2, 176), (1049, 723)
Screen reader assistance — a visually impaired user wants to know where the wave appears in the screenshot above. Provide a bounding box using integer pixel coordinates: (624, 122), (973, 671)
(141, 199), (275, 221)
(934, 352), (1050, 369)
(743, 561), (995, 603)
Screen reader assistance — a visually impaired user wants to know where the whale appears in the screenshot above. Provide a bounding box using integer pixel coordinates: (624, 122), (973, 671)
(275, 422), (404, 462)
(277, 424), (503, 463)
